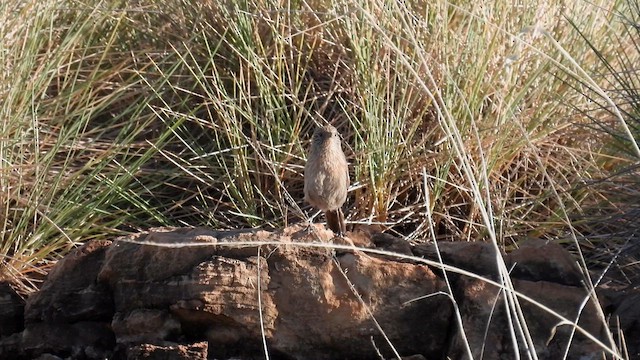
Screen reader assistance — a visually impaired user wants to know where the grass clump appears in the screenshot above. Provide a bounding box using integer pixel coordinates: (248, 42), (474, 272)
(0, 0), (634, 277)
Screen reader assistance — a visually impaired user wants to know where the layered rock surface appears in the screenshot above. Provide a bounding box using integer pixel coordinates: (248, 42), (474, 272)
(0, 225), (634, 359)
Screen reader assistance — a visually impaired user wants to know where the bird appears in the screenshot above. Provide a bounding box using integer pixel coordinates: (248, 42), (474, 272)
(304, 124), (349, 236)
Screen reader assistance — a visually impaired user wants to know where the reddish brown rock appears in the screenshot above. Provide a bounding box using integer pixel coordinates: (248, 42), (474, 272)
(97, 228), (278, 355)
(267, 247), (451, 359)
(112, 309), (181, 344)
(0, 226), (634, 359)
(95, 226), (451, 359)
(123, 341), (208, 360)
(447, 277), (609, 360)
(24, 240), (113, 323)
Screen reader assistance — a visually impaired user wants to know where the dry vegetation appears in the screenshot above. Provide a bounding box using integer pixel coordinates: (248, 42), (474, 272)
(1, 0), (638, 322)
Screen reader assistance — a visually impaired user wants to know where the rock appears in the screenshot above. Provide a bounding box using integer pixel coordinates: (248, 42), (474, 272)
(112, 309), (181, 343)
(24, 240), (113, 323)
(506, 239), (583, 286)
(0, 332), (21, 360)
(0, 226), (634, 359)
(371, 232), (413, 257)
(21, 321), (114, 359)
(267, 249), (451, 359)
(413, 239), (584, 285)
(615, 293), (640, 357)
(448, 277), (608, 360)
(123, 341), (208, 360)
(0, 282), (24, 337)
(413, 241), (500, 278)
(96, 226), (451, 359)
(98, 229), (279, 356)
(33, 354), (64, 360)
(601, 287), (640, 358)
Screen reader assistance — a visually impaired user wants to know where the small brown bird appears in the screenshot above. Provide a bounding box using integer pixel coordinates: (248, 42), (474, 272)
(304, 124), (349, 236)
